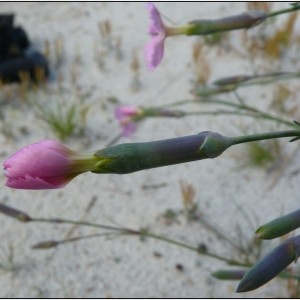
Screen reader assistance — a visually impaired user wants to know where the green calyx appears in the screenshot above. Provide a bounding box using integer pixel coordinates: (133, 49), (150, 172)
(70, 153), (116, 175)
(89, 127), (300, 176)
(186, 11), (267, 36)
(91, 155), (117, 174)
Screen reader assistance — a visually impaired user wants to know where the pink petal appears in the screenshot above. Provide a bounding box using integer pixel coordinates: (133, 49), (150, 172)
(146, 2), (164, 34)
(145, 2), (166, 70)
(3, 140), (72, 179)
(5, 175), (72, 190)
(115, 106), (139, 120)
(145, 35), (165, 71)
(114, 106), (139, 137)
(122, 122), (137, 137)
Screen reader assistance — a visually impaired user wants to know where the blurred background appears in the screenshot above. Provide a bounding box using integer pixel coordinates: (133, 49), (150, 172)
(0, 2), (300, 297)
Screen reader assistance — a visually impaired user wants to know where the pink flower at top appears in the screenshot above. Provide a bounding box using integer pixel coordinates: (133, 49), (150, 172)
(3, 140), (100, 190)
(115, 106), (141, 137)
(145, 2), (166, 71)
(145, 2), (188, 71)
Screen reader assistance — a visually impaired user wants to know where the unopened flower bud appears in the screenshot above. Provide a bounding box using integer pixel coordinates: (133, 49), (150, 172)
(3, 140), (110, 190)
(212, 269), (246, 280)
(236, 235), (300, 293)
(256, 209), (300, 239)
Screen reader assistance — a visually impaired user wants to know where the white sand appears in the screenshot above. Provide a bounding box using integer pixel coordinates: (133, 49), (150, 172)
(0, 2), (299, 298)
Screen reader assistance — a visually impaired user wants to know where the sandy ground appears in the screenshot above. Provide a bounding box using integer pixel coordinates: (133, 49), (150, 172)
(0, 2), (299, 298)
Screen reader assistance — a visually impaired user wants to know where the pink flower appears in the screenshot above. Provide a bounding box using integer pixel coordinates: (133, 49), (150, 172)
(145, 3), (188, 71)
(115, 106), (141, 137)
(145, 2), (166, 71)
(3, 140), (100, 190)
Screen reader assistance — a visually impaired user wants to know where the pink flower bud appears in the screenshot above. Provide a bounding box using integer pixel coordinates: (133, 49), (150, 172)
(3, 140), (99, 190)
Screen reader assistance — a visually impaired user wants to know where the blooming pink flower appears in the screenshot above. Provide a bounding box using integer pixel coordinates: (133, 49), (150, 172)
(145, 3), (189, 71)
(115, 106), (141, 137)
(145, 2), (166, 71)
(3, 140), (100, 190)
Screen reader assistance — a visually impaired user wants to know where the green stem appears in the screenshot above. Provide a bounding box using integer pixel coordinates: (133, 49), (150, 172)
(266, 4), (300, 19)
(32, 233), (118, 249)
(31, 216), (247, 266)
(201, 98), (295, 128)
(142, 99), (295, 128)
(230, 130), (300, 146)
(279, 271), (300, 281)
(33, 217), (127, 232)
(155, 93), (295, 128)
(197, 72), (300, 97)
(154, 98), (294, 128)
(237, 72), (300, 88)
(105, 133), (123, 147)
(182, 110), (276, 120)
(139, 231), (249, 266)
(252, 110), (295, 128)
(156, 99), (195, 108)
(198, 217), (249, 257)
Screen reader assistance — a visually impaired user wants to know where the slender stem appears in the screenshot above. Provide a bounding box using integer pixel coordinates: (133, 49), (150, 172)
(154, 97), (295, 128)
(141, 100), (296, 129)
(105, 133), (123, 147)
(201, 98), (295, 128)
(198, 217), (249, 257)
(149, 109), (253, 118)
(266, 4), (300, 19)
(33, 217), (128, 232)
(66, 133), (122, 237)
(31, 216), (248, 266)
(61, 233), (115, 244)
(230, 130), (300, 146)
(156, 99), (195, 108)
(252, 110), (295, 128)
(279, 272), (300, 281)
(237, 72), (300, 88)
(158, 96), (294, 128)
(203, 98), (242, 109)
(182, 110), (273, 119)
(138, 231), (249, 266)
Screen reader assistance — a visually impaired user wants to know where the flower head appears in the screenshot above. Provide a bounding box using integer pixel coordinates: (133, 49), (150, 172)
(115, 106), (141, 137)
(3, 140), (102, 190)
(145, 2), (166, 71)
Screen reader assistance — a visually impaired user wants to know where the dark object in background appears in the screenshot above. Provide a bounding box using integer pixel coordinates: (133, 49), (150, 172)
(0, 14), (29, 62)
(0, 13), (48, 83)
(0, 52), (48, 83)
